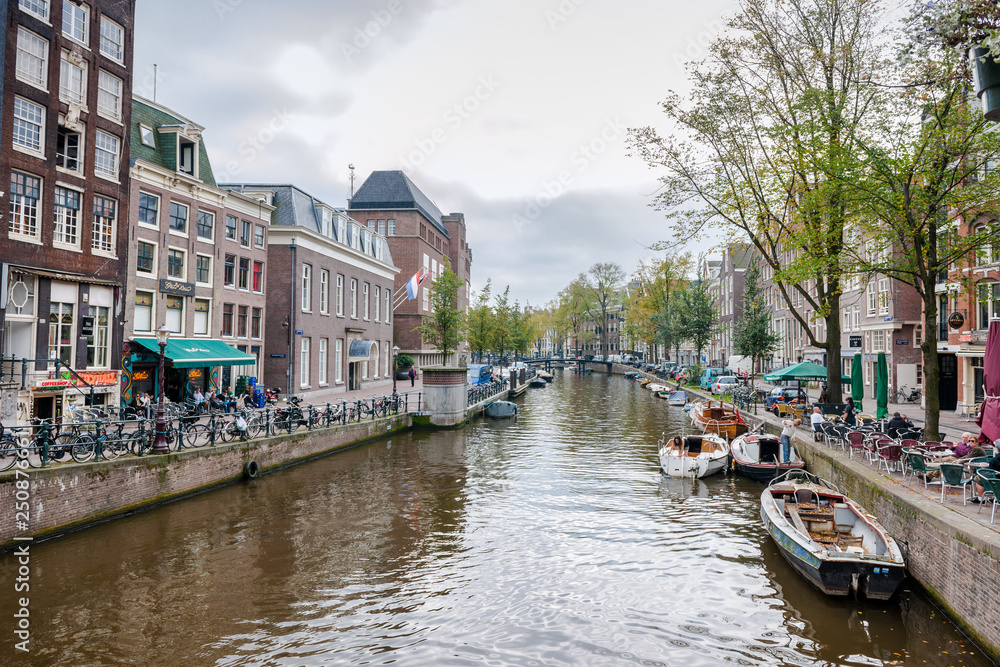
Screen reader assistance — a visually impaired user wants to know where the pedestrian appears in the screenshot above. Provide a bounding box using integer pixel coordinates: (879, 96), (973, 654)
(842, 397), (857, 427)
(408, 366), (416, 387)
(781, 418), (801, 463)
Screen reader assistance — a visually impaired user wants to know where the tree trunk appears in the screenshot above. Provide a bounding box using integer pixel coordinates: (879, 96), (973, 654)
(825, 293), (843, 404)
(921, 275), (941, 441)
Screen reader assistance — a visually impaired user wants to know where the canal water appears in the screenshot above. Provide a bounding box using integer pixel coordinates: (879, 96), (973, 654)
(2, 371), (993, 666)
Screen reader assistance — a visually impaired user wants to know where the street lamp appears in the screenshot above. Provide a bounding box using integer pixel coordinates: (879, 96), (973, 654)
(392, 345), (400, 396)
(151, 325), (171, 455)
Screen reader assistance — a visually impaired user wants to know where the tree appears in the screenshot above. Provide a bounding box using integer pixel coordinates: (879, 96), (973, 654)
(466, 279), (495, 363)
(557, 275), (595, 357)
(733, 262), (781, 387)
(584, 262), (626, 357)
(677, 276), (717, 368)
(491, 286), (514, 369)
(413, 261), (465, 366)
(629, 0), (887, 402)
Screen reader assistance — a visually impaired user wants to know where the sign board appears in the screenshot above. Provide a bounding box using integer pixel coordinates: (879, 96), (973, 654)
(133, 370), (150, 380)
(895, 339), (909, 345)
(270, 354), (286, 358)
(80, 316), (94, 337)
(849, 336), (862, 348)
(34, 379), (71, 389)
(159, 279), (194, 296)
(295, 330), (304, 335)
(960, 333), (972, 343)
(883, 316), (893, 322)
(948, 312), (965, 329)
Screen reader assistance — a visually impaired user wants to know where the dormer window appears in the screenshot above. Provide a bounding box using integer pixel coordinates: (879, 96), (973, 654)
(179, 140), (196, 175)
(139, 124), (155, 148)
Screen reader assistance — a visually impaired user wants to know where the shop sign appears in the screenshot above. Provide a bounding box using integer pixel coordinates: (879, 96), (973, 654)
(34, 379), (71, 389)
(159, 279), (194, 296)
(74, 371), (118, 386)
(960, 333), (972, 342)
(948, 312), (965, 329)
(133, 370), (150, 380)
(80, 316), (94, 337)
(189, 369), (204, 378)
(849, 336), (862, 348)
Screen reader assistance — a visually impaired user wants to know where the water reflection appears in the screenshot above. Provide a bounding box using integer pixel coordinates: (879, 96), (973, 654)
(0, 369), (993, 666)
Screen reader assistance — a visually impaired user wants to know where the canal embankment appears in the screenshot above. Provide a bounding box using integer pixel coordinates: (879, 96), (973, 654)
(594, 360), (1000, 662)
(0, 414), (410, 551)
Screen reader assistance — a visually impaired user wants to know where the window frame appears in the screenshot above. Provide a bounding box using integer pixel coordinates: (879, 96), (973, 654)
(222, 303), (234, 337)
(224, 254), (236, 287)
(350, 278), (358, 318)
(193, 298), (211, 336)
(52, 185), (81, 248)
(59, 50), (87, 107)
(252, 260), (263, 293)
(336, 274), (344, 316)
(251, 307), (262, 339)
(99, 15), (124, 63)
(164, 294), (184, 334)
(238, 257), (250, 291)
(168, 201), (188, 235)
(137, 192), (159, 228)
(56, 120), (83, 174)
(301, 264), (312, 311)
(225, 215), (237, 240)
(61, 0), (89, 45)
(15, 28), (48, 89)
(300, 337), (310, 388)
(319, 269), (329, 314)
(94, 130), (120, 181)
(254, 224), (265, 248)
(91, 195), (116, 255)
(19, 0), (50, 21)
(97, 70), (123, 121)
(12, 96), (45, 156)
(195, 253), (212, 285)
(136, 240), (155, 274)
(9, 172), (42, 241)
(134, 291), (154, 333)
(319, 338), (328, 386)
(196, 210), (214, 240)
(166, 247), (186, 280)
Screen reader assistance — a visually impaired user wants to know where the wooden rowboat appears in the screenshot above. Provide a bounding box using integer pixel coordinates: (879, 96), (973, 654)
(688, 400), (749, 439)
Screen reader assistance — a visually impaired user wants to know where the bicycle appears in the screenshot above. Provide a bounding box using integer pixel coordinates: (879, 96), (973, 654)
(892, 385), (921, 404)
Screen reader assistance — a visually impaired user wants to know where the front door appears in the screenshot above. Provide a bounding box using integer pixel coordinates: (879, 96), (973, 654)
(348, 362), (357, 391)
(938, 353), (958, 411)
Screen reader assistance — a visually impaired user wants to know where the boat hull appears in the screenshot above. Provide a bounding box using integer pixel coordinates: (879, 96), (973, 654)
(658, 434), (730, 479)
(734, 460), (804, 482)
(730, 434), (804, 482)
(689, 401), (748, 439)
(485, 400), (517, 418)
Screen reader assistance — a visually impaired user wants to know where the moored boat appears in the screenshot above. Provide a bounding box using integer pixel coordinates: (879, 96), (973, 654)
(529, 376), (547, 387)
(666, 390), (689, 406)
(730, 431), (804, 481)
(657, 432), (730, 478)
(537, 370), (554, 382)
(688, 400), (749, 439)
(485, 400), (518, 419)
(647, 383), (669, 393)
(760, 471), (905, 601)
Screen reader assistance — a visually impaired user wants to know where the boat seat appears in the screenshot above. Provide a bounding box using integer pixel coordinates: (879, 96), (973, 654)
(795, 488), (820, 506)
(786, 506), (810, 536)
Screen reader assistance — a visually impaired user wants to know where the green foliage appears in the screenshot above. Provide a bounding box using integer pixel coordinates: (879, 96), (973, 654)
(733, 262), (781, 384)
(676, 276), (716, 363)
(395, 353), (414, 368)
(412, 261), (465, 363)
(466, 279), (495, 361)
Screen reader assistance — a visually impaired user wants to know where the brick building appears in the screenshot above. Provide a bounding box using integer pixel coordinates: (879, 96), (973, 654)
(1, 0), (135, 420)
(346, 171), (472, 368)
(222, 184), (397, 400)
(123, 98), (270, 403)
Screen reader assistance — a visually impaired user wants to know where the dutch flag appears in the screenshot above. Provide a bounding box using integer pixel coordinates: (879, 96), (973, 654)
(405, 270), (432, 300)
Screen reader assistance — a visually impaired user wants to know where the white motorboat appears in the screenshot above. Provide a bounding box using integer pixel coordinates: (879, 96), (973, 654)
(657, 433), (730, 478)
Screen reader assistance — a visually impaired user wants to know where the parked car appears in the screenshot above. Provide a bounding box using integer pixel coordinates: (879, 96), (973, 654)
(700, 367), (724, 390)
(711, 376), (739, 395)
(764, 386), (808, 412)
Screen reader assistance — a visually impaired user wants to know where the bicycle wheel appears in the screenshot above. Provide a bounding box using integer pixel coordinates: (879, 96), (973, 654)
(0, 437), (18, 472)
(184, 424), (209, 448)
(50, 432), (77, 462)
(71, 435), (96, 463)
(127, 431), (148, 457)
(102, 435), (124, 460)
(245, 415), (263, 439)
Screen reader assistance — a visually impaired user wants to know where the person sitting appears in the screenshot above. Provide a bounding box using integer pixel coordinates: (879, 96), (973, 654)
(810, 406), (827, 442)
(953, 432), (975, 458)
(971, 449), (1000, 503)
(926, 445), (986, 480)
(886, 412), (911, 439)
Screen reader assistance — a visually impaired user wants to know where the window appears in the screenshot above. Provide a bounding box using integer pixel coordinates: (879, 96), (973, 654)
(178, 139), (196, 175)
(13, 97), (44, 154)
(10, 172), (41, 239)
(94, 131), (120, 179)
(384, 290), (390, 324)
(19, 0), (49, 21)
(238, 257), (250, 290)
(979, 283), (1000, 327)
(251, 307), (262, 338)
(917, 363), (923, 387)
(300, 338), (310, 388)
(165, 295), (184, 333)
(224, 254), (235, 286)
(336, 217), (345, 243)
(238, 305), (248, 337)
(363, 283), (370, 319)
(320, 270), (329, 314)
(872, 330), (885, 353)
(336, 274), (344, 315)
(167, 249), (185, 279)
(377, 219), (386, 235)
(56, 123), (82, 173)
(335, 339), (343, 383)
(302, 264), (312, 311)
(866, 282), (877, 316)
(422, 286), (429, 312)
(252, 261), (263, 292)
(16, 29), (48, 88)
(877, 278), (889, 315)
(53, 187), (80, 246)
(139, 124), (156, 148)
(222, 303), (234, 336)
(196, 255), (211, 284)
(168, 202), (187, 233)
(193, 299), (210, 335)
(374, 287), (380, 322)
(241, 220), (251, 247)
(350, 279), (357, 318)
(97, 70), (122, 120)
(852, 304), (860, 330)
(255, 224), (265, 247)
(48, 302), (74, 367)
(225, 215), (237, 240)
(99, 16), (124, 62)
(134, 292), (153, 332)
(83, 305), (110, 369)
(367, 219), (375, 229)
(136, 241), (154, 273)
(914, 324), (923, 347)
(319, 338), (328, 385)
(62, 0), (88, 43)
(138, 193), (159, 227)
(59, 52), (86, 106)
(91, 196), (115, 253)
(372, 342), (379, 379)
(196, 210), (214, 239)
(388, 219), (396, 236)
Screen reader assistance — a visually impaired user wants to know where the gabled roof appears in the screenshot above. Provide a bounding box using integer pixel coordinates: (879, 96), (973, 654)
(130, 97), (216, 186)
(348, 170), (448, 236)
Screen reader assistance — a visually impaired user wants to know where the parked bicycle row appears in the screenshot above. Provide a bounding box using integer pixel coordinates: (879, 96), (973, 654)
(467, 379), (509, 406)
(0, 394), (408, 472)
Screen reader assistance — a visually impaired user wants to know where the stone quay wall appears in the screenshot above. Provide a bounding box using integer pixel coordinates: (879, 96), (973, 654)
(0, 415), (410, 551)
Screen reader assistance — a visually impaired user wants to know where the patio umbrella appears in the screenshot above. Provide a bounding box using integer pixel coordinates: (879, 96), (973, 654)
(976, 320), (1000, 446)
(876, 352), (889, 420)
(762, 361), (850, 383)
(851, 352), (864, 409)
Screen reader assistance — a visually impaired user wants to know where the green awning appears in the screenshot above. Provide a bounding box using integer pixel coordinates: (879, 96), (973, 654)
(133, 338), (256, 368)
(763, 361), (851, 383)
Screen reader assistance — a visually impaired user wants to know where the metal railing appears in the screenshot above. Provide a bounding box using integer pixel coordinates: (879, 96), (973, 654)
(0, 394), (409, 471)
(467, 379), (509, 406)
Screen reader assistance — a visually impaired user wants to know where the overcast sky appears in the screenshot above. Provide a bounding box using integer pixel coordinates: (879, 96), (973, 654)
(134, 0), (736, 307)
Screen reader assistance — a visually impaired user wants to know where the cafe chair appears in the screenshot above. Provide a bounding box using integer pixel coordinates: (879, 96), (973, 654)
(978, 476), (1000, 524)
(876, 442), (903, 474)
(904, 451), (940, 489)
(846, 431), (867, 459)
(938, 463), (973, 505)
